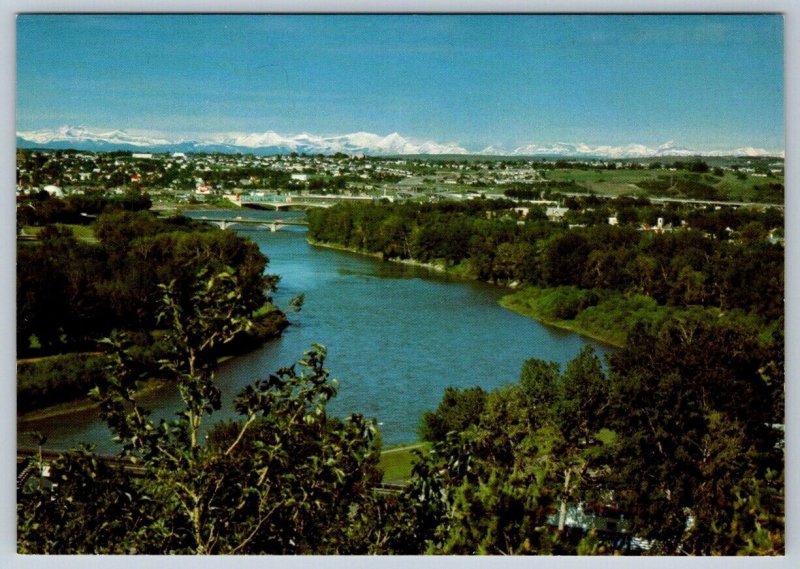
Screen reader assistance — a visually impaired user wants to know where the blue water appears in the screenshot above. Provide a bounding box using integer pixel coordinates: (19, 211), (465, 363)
(21, 209), (612, 452)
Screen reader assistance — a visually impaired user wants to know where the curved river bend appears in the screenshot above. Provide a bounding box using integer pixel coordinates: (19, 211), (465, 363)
(21, 210), (612, 453)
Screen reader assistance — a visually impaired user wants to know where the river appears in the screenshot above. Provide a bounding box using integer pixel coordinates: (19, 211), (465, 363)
(19, 209), (612, 453)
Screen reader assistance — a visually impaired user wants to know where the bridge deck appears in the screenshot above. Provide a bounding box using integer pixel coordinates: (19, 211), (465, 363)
(198, 217), (308, 225)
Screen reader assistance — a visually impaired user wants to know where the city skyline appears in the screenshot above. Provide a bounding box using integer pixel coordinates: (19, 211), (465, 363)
(17, 14), (785, 153)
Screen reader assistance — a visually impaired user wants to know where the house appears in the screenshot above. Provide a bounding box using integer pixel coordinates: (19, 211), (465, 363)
(195, 178), (212, 195)
(546, 206), (569, 221)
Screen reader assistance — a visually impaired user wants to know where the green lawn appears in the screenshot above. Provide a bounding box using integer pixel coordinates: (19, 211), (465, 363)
(379, 442), (430, 483)
(545, 168), (783, 203)
(22, 223), (98, 242)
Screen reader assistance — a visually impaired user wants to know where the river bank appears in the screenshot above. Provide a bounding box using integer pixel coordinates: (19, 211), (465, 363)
(307, 239), (728, 350)
(23, 223), (614, 452)
(499, 290), (626, 349)
(307, 238), (494, 280)
(17, 309), (288, 423)
(308, 238), (452, 274)
(497, 286), (770, 350)
(18, 375), (171, 424)
(307, 238), (624, 347)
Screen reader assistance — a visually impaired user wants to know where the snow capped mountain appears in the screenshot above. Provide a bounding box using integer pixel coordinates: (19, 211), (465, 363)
(18, 125), (173, 147)
(705, 146), (783, 158)
(207, 130), (469, 155)
(477, 145), (511, 156)
(653, 140), (696, 156)
(506, 140), (781, 159)
(15, 126), (783, 158)
(511, 141), (689, 158)
(16, 126), (468, 156)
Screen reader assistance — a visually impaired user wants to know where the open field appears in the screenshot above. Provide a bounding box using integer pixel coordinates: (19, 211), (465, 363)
(21, 223), (97, 242)
(544, 167), (783, 202)
(379, 442), (431, 482)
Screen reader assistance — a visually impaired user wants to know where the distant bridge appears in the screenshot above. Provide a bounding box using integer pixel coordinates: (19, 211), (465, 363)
(197, 216), (309, 232)
(227, 193), (376, 210)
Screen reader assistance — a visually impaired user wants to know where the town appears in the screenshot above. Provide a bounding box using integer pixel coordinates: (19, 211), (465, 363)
(16, 148), (784, 240)
(14, 11), (786, 558)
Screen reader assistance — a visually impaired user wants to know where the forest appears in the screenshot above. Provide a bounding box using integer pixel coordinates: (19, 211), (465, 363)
(307, 199), (783, 322)
(17, 300), (783, 554)
(17, 193), (285, 412)
(16, 195), (784, 555)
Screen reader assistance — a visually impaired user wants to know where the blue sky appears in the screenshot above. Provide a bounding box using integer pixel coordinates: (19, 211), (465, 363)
(16, 14), (784, 151)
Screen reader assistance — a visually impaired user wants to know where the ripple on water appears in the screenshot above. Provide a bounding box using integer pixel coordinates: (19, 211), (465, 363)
(22, 214), (612, 452)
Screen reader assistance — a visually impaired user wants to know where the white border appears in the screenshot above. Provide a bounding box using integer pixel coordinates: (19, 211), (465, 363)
(1, 3), (796, 569)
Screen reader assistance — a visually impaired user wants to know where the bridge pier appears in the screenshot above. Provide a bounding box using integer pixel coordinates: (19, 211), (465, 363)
(196, 217), (308, 231)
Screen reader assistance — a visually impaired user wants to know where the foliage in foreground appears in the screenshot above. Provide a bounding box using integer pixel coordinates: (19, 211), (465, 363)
(18, 272), (381, 554)
(17, 273), (784, 555)
(414, 317), (784, 555)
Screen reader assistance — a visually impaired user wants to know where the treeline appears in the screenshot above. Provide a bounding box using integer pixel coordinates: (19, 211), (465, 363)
(18, 353), (113, 413)
(503, 180), (586, 199)
(412, 316), (783, 554)
(18, 210), (279, 357)
(17, 189), (152, 226)
(18, 314), (784, 554)
(307, 201), (783, 320)
(196, 166), (292, 189)
(637, 176), (722, 200)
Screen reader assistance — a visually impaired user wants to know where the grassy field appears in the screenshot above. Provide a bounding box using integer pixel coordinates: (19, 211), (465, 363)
(545, 168), (783, 202)
(21, 223), (98, 242)
(379, 442), (431, 483)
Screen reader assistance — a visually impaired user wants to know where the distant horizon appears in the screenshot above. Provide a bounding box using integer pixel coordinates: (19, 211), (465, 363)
(16, 124), (785, 159)
(16, 15), (784, 153)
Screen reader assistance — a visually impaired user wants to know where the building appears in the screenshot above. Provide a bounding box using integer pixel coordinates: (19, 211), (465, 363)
(42, 185), (63, 197)
(546, 206), (569, 221)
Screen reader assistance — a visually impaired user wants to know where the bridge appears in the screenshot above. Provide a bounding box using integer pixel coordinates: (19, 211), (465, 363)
(197, 216), (309, 232)
(227, 193), (376, 210)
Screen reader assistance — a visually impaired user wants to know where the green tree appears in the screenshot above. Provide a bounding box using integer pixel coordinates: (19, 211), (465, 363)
(18, 272), (382, 554)
(419, 386), (486, 442)
(520, 348), (611, 535)
(605, 319), (784, 554)
(406, 347), (614, 555)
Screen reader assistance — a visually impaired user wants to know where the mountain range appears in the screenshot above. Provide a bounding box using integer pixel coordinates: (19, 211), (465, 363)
(16, 126), (784, 159)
